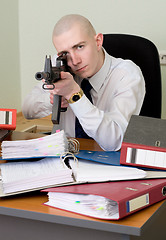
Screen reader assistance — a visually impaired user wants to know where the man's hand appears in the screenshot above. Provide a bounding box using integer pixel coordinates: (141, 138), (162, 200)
(50, 94), (69, 108)
(49, 71), (80, 103)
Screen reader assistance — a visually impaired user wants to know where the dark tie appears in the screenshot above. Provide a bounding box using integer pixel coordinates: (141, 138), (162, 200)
(75, 79), (93, 138)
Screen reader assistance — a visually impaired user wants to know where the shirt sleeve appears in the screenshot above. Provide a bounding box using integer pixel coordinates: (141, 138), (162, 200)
(22, 82), (52, 119)
(69, 63), (145, 151)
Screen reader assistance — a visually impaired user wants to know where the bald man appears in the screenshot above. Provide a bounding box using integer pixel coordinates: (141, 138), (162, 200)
(22, 14), (145, 151)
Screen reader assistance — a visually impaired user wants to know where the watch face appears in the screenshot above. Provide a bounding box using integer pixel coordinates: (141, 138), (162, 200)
(72, 94), (80, 102)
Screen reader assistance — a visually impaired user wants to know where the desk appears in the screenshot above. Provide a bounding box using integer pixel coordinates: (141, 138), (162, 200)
(0, 131), (166, 240)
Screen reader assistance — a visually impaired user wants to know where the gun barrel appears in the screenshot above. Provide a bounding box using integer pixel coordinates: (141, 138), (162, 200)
(35, 72), (50, 80)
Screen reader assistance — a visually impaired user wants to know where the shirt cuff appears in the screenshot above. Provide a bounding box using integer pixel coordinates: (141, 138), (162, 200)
(69, 95), (94, 118)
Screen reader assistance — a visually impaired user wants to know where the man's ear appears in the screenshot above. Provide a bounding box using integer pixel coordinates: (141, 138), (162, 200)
(95, 33), (103, 51)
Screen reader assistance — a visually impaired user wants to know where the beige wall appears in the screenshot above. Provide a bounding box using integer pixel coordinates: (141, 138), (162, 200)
(0, 0), (21, 110)
(0, 0), (166, 118)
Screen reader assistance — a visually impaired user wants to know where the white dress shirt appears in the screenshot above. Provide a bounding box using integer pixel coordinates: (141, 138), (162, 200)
(22, 49), (145, 151)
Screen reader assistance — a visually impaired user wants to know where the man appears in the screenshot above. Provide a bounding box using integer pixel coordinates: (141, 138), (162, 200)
(22, 14), (145, 151)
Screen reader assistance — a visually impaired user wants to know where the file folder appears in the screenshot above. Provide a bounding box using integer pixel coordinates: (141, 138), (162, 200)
(120, 115), (166, 170)
(43, 178), (166, 220)
(0, 108), (17, 130)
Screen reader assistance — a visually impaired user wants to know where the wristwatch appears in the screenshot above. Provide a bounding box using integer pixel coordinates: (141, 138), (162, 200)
(67, 88), (84, 103)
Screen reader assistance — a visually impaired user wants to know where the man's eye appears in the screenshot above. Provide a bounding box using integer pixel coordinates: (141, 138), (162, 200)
(78, 45), (84, 50)
(59, 52), (68, 57)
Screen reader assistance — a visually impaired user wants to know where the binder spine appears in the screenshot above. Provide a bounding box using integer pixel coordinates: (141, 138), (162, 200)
(119, 182), (166, 219)
(0, 109), (17, 130)
(120, 142), (166, 170)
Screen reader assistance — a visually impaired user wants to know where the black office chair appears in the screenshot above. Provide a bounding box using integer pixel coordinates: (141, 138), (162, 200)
(103, 34), (162, 118)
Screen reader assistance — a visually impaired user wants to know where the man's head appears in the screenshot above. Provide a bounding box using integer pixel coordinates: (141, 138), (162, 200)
(52, 14), (104, 78)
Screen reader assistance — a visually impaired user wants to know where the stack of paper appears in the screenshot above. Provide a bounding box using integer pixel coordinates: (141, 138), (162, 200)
(69, 158), (147, 182)
(0, 157), (73, 196)
(1, 130), (68, 159)
(46, 192), (119, 219)
(0, 154), (147, 196)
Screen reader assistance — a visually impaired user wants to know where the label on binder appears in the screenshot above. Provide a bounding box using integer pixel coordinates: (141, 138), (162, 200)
(127, 193), (149, 212)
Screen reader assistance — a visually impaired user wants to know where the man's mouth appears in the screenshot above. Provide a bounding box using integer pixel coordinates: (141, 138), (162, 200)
(76, 65), (87, 72)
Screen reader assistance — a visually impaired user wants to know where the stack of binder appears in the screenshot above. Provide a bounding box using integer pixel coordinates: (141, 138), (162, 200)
(41, 115), (166, 220)
(1, 115), (166, 220)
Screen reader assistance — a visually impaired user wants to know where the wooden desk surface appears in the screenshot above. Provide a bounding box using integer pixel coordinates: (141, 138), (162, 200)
(0, 131), (166, 237)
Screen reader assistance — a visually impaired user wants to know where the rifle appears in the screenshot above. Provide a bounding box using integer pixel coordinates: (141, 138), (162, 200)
(35, 55), (70, 133)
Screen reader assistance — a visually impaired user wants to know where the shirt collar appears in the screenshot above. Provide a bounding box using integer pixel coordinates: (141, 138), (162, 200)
(89, 48), (112, 92)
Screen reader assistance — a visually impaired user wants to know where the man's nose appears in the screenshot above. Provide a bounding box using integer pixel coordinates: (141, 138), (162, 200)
(70, 53), (81, 66)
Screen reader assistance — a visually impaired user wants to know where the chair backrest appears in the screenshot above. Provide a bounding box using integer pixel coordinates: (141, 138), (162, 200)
(103, 34), (162, 118)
